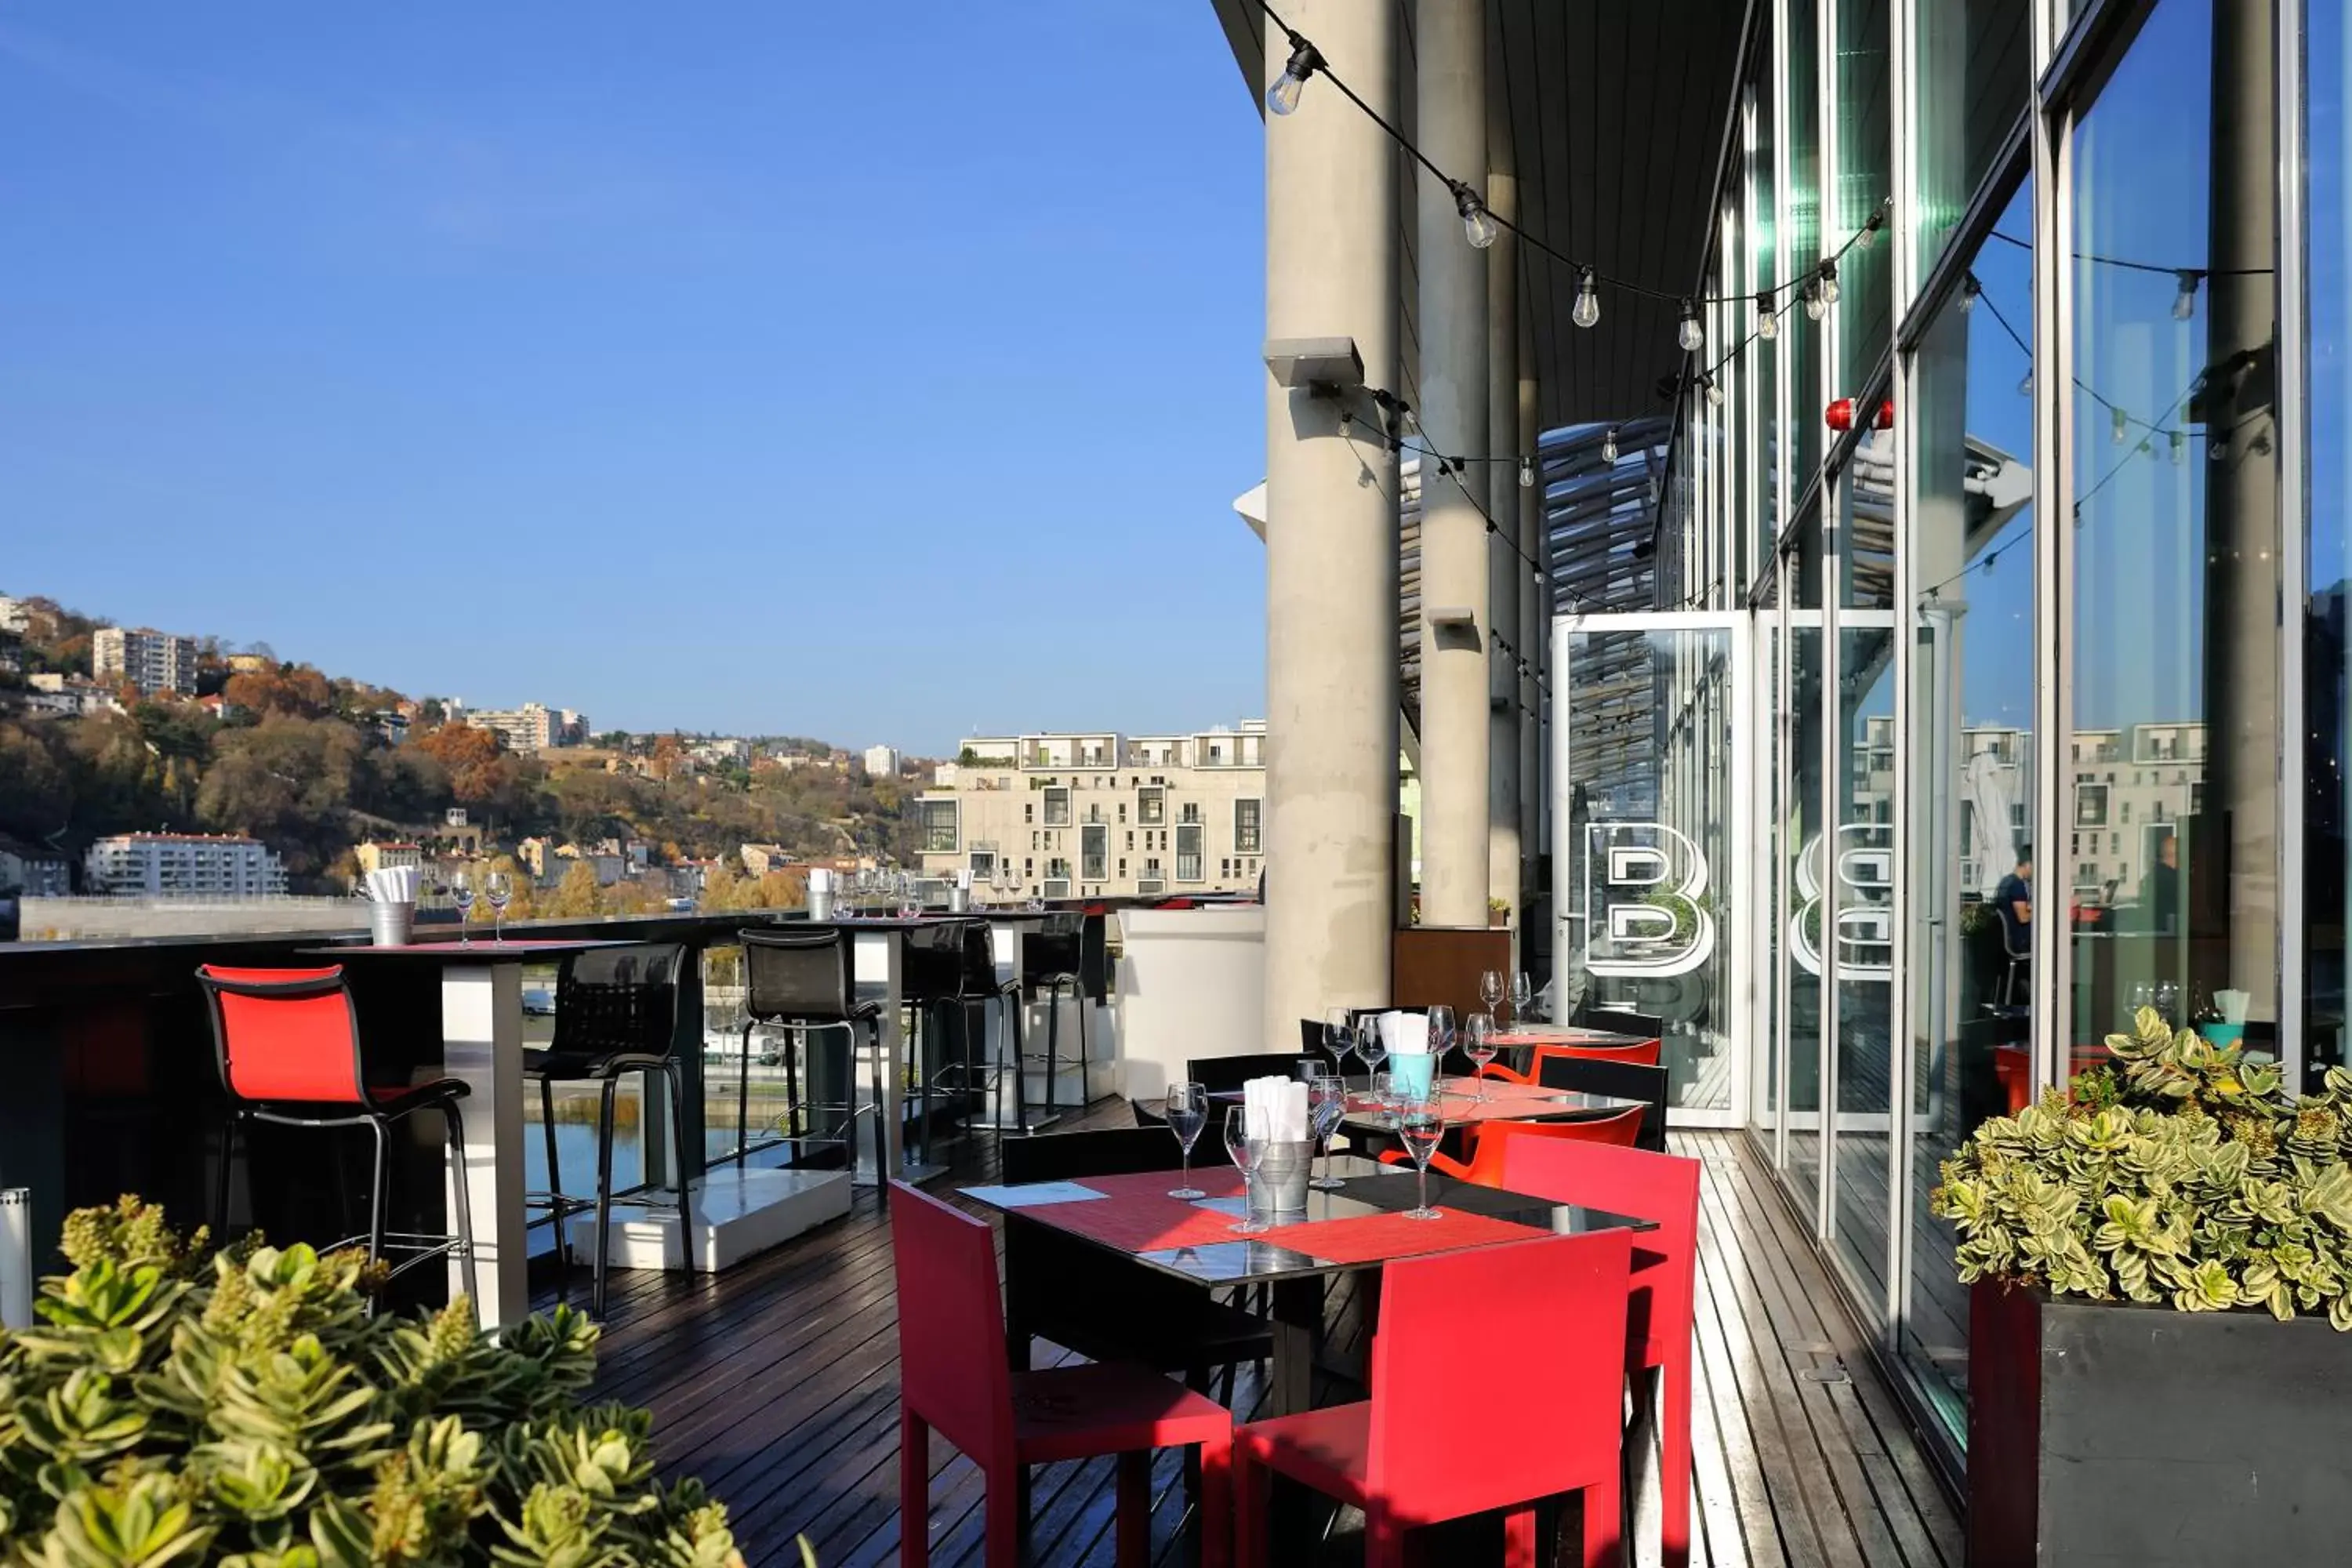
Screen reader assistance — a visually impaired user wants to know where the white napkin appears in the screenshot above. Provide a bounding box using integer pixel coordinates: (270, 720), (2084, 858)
(1244, 1076), (1308, 1142)
(365, 866), (418, 904)
(1380, 1011), (1428, 1056)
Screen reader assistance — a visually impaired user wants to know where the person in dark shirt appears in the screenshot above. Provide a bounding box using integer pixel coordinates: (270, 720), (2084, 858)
(1994, 848), (2033, 957)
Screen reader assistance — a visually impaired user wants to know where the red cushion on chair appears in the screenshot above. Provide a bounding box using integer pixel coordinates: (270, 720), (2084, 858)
(199, 966), (365, 1105)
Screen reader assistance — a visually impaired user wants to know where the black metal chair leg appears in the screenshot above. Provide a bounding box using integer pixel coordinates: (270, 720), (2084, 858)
(444, 1101), (478, 1307)
(1076, 978), (1091, 1104)
(664, 1058), (695, 1275)
(593, 1076), (620, 1319)
(365, 1118), (391, 1316)
(869, 1018), (890, 1201)
(213, 1111), (237, 1240)
(736, 1021), (755, 1163)
(539, 1074), (569, 1269)
(1005, 988), (1029, 1134)
(786, 1024), (803, 1142)
(1044, 978), (1064, 1112)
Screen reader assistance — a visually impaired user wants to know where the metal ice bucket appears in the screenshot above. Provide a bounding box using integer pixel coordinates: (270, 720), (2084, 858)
(368, 901), (416, 947)
(1248, 1140), (1314, 1217)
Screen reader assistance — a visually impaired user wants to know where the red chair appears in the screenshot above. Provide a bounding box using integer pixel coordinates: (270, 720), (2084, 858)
(888, 1181), (1232, 1568)
(194, 965), (476, 1301)
(1234, 1231), (1632, 1568)
(1375, 1107), (1646, 1185)
(1481, 1036), (1662, 1087)
(1501, 1138), (1701, 1568)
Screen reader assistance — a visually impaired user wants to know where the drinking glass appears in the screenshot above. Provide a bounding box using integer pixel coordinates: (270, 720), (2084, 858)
(1223, 1105), (1268, 1234)
(1323, 1007), (1358, 1086)
(1479, 968), (1506, 1016)
(900, 873), (923, 919)
(1512, 971), (1534, 1022)
(450, 872), (475, 946)
(1361, 1018), (1390, 1081)
(1425, 1005), (1455, 1079)
(1307, 1071), (1346, 1190)
(1165, 1083), (1208, 1199)
(1370, 1071), (1399, 1130)
(484, 871), (513, 942)
(1464, 1011), (1497, 1098)
(1399, 1091), (1446, 1219)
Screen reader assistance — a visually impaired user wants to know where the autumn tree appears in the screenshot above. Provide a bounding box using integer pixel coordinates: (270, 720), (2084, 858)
(222, 664), (333, 720)
(543, 861), (604, 919)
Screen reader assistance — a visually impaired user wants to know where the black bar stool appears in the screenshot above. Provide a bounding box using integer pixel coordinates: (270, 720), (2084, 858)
(1021, 913), (1106, 1112)
(735, 927), (885, 1183)
(523, 942), (695, 1317)
(195, 964), (476, 1308)
(909, 919), (1033, 1143)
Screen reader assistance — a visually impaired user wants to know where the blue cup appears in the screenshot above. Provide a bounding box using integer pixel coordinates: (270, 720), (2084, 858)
(2198, 1022), (2245, 1047)
(1389, 1051), (1437, 1099)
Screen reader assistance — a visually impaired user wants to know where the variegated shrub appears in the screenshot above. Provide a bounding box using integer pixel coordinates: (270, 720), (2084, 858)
(0, 1198), (750, 1567)
(1933, 1007), (2352, 1328)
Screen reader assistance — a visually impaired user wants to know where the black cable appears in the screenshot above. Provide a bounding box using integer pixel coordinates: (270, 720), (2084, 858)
(1985, 228), (2270, 280)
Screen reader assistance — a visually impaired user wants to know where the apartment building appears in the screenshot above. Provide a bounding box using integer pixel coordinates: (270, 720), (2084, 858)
(469, 702), (586, 753)
(918, 724), (1265, 900)
(85, 833), (289, 898)
(861, 744), (902, 778)
(92, 626), (198, 696)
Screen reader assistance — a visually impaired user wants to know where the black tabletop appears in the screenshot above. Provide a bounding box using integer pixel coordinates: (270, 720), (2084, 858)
(295, 938), (635, 960)
(971, 1153), (1656, 1287)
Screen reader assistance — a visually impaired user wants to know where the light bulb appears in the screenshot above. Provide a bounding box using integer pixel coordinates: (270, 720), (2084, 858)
(2173, 270), (2199, 321)
(1820, 263), (1841, 306)
(2209, 437), (2229, 464)
(1959, 275), (1980, 314)
(1803, 281), (1826, 322)
(1857, 221), (1876, 251)
(1704, 375), (1724, 408)
(1677, 298), (1704, 353)
(1755, 291), (1777, 341)
(1518, 456), (1534, 489)
(2017, 369), (2034, 397)
(2111, 407), (2129, 445)
(1267, 37), (1319, 115)
(1454, 183), (1498, 249)
(2169, 431), (2187, 465)
(1601, 427), (1619, 464)
(1571, 268), (1600, 329)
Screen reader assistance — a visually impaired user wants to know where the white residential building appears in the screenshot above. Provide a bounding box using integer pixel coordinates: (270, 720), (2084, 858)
(862, 744), (902, 777)
(93, 626), (198, 696)
(22, 673), (125, 717)
(470, 702), (583, 753)
(0, 597), (30, 634)
(84, 833), (289, 898)
(917, 724), (1267, 900)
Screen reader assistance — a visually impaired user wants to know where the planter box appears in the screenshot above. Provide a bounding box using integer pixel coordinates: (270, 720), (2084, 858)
(1971, 1280), (2352, 1563)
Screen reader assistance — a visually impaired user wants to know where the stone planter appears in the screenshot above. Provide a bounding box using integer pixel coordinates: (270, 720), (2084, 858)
(1969, 1279), (2352, 1563)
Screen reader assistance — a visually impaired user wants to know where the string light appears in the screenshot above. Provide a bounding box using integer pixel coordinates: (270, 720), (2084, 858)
(1803, 278), (1826, 321)
(1959, 274), (1980, 314)
(1451, 180), (1500, 249)
(2173, 270), (2201, 321)
(1519, 456), (1535, 489)
(2111, 406), (2129, 445)
(2209, 437), (2229, 463)
(1265, 32), (1321, 115)
(1755, 291), (1778, 340)
(2017, 368), (2034, 397)
(1699, 371), (1724, 408)
(1677, 298), (1704, 353)
(1572, 267), (1601, 328)
(1818, 259), (1842, 307)
(1602, 427), (1620, 464)
(2170, 430), (2187, 464)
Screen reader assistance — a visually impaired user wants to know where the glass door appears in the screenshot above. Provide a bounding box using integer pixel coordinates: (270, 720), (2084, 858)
(1550, 612), (1752, 1126)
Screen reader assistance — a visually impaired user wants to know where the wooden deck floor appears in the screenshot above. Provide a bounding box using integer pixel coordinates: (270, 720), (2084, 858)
(538, 1105), (1961, 1567)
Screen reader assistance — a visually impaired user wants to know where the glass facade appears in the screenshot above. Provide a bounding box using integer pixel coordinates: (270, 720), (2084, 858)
(1614, 0), (2322, 1475)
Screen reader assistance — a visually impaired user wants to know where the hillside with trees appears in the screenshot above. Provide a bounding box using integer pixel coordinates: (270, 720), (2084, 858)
(0, 593), (925, 890)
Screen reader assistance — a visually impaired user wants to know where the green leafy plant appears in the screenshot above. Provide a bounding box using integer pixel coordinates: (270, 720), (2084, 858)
(1933, 1007), (2352, 1327)
(0, 1198), (750, 1566)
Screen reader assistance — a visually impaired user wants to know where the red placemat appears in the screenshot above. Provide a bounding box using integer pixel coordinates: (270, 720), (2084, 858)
(1074, 1168), (1246, 1202)
(1022, 1192), (1249, 1253)
(1255, 1207), (1552, 1265)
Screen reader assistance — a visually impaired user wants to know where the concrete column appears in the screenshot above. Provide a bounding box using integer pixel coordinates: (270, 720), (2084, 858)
(1262, 0), (1399, 1041)
(1517, 314), (1543, 913)
(1414, 0), (1491, 929)
(1486, 164), (1522, 924)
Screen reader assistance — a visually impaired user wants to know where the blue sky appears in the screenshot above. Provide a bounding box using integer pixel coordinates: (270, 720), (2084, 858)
(0, 4), (1269, 753)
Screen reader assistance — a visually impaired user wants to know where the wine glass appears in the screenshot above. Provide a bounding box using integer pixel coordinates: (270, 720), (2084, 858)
(484, 871), (513, 942)
(1464, 1011), (1498, 1099)
(1425, 1005), (1455, 1080)
(899, 872), (923, 919)
(1360, 1016), (1391, 1083)
(1164, 1083), (1208, 1199)
(1223, 1105), (1268, 1234)
(1512, 971), (1534, 1023)
(1479, 968), (1506, 1017)
(1323, 1007), (1356, 1085)
(450, 871), (475, 946)
(1370, 1071), (1399, 1130)
(1399, 1091), (1446, 1220)
(1307, 1070), (1346, 1190)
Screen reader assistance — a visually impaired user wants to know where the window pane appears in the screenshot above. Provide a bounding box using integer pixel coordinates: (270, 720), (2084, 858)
(1900, 176), (2038, 1442)
(2070, 0), (2278, 1068)
(2308, 1), (2352, 1084)
(1782, 538), (1827, 1212)
(1911, 0), (2031, 281)
(1835, 0), (1892, 384)
(1788, 0), (1824, 489)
